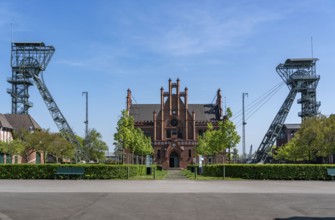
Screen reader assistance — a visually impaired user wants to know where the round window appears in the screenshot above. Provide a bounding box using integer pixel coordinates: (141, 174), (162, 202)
(170, 119), (178, 127)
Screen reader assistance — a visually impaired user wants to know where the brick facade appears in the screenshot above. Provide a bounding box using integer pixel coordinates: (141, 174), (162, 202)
(0, 113), (44, 164)
(127, 79), (223, 169)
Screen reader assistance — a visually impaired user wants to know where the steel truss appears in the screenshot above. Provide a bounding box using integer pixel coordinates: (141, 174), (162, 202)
(252, 58), (320, 163)
(8, 42), (82, 161)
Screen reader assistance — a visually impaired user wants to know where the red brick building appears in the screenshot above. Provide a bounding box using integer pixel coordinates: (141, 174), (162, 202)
(127, 79), (223, 169)
(0, 114), (44, 164)
(276, 124), (300, 147)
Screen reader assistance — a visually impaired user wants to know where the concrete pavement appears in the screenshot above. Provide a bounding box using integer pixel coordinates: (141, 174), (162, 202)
(0, 180), (334, 220)
(0, 179), (334, 193)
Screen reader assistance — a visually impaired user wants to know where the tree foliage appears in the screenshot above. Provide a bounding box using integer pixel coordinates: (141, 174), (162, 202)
(82, 129), (108, 162)
(2, 129), (75, 163)
(114, 110), (153, 163)
(197, 108), (240, 160)
(274, 115), (335, 163)
(0, 139), (25, 156)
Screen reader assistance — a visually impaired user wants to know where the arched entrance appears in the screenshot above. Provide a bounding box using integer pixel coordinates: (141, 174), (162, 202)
(6, 154), (12, 164)
(169, 151), (179, 168)
(0, 153), (4, 164)
(36, 152), (41, 164)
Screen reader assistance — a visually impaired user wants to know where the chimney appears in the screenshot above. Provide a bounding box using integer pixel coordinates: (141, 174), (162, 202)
(177, 78), (180, 116)
(153, 111), (157, 140)
(168, 78), (172, 115)
(126, 88), (132, 112)
(192, 111), (196, 140)
(216, 88), (222, 118)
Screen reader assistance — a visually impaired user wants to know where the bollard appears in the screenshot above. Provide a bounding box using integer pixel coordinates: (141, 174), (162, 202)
(222, 166), (225, 179)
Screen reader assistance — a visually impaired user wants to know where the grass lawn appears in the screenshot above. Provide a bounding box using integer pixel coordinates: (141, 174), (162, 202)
(129, 169), (168, 180)
(182, 169), (242, 180)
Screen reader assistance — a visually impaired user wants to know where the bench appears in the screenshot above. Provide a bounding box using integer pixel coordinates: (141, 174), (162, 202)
(327, 168), (335, 181)
(55, 167), (85, 179)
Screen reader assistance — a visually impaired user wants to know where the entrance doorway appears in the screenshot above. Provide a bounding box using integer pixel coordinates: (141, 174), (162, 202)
(169, 151), (179, 168)
(36, 152), (41, 164)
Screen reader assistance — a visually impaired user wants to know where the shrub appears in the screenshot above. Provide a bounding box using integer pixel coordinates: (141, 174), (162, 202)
(0, 164), (146, 179)
(201, 164), (335, 180)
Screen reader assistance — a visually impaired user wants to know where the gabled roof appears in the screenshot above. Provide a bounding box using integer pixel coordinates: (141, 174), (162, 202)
(130, 104), (160, 122)
(189, 104), (218, 121)
(284, 58), (318, 67)
(129, 104), (219, 122)
(283, 124), (300, 130)
(0, 114), (13, 129)
(4, 114), (41, 131)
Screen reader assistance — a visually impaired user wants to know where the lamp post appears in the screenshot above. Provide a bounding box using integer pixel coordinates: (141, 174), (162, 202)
(82, 91), (88, 140)
(242, 92), (248, 162)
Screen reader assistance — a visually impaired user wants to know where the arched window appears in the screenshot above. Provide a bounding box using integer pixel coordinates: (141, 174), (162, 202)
(36, 152), (41, 164)
(0, 153), (4, 164)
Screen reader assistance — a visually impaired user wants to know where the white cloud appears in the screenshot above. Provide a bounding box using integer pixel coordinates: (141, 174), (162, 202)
(151, 11), (283, 56)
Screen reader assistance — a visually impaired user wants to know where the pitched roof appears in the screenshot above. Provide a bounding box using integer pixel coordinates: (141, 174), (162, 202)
(0, 114), (13, 129)
(129, 104), (219, 122)
(4, 114), (41, 131)
(283, 124), (300, 130)
(130, 104), (160, 121)
(189, 104), (218, 121)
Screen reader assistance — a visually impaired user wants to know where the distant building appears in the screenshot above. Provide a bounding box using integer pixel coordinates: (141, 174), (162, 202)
(0, 114), (14, 142)
(276, 124), (301, 147)
(127, 79), (224, 169)
(0, 114), (43, 164)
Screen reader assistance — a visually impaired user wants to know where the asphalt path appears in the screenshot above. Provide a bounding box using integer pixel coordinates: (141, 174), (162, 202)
(0, 180), (334, 220)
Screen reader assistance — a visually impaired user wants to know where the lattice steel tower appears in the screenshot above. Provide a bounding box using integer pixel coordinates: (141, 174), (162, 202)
(8, 42), (82, 161)
(252, 58), (320, 163)
(8, 43), (54, 114)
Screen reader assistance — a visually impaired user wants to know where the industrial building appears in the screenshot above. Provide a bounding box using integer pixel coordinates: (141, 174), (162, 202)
(127, 79), (224, 169)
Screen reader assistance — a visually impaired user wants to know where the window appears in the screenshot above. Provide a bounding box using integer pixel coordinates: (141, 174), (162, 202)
(170, 119), (178, 126)
(178, 130), (183, 138)
(166, 129), (171, 138)
(157, 150), (161, 160)
(144, 130), (151, 137)
(171, 129), (177, 136)
(0, 153), (4, 164)
(188, 149), (192, 158)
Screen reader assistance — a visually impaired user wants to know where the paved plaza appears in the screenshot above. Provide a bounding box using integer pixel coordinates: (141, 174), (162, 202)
(0, 180), (334, 220)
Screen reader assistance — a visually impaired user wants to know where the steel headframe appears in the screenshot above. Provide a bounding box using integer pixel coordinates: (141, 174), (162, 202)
(8, 42), (55, 114)
(8, 42), (83, 162)
(252, 58), (320, 163)
(276, 58), (320, 118)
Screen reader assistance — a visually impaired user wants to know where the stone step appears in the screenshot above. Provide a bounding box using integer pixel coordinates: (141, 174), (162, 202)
(165, 169), (187, 180)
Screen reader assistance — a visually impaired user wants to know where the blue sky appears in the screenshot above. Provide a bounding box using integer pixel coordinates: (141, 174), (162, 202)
(0, 0), (335, 154)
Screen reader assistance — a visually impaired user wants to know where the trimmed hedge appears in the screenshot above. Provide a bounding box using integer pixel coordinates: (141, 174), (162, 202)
(0, 164), (146, 179)
(187, 164), (335, 180)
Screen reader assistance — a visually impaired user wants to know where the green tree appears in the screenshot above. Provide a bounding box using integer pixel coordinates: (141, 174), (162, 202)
(0, 139), (25, 156)
(196, 108), (240, 163)
(11, 129), (75, 163)
(82, 129), (108, 162)
(114, 110), (154, 164)
(132, 128), (153, 161)
(274, 115), (335, 163)
(320, 115), (335, 161)
(274, 138), (304, 162)
(48, 133), (75, 163)
(114, 110), (135, 155)
(295, 117), (323, 162)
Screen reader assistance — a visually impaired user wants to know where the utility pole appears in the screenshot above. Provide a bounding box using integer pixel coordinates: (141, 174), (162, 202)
(242, 92), (248, 162)
(82, 91), (88, 139)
